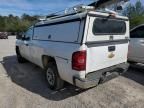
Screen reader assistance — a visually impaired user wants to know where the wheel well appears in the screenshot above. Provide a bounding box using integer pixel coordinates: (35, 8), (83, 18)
(42, 55), (56, 69)
(16, 46), (19, 50)
(16, 46), (19, 54)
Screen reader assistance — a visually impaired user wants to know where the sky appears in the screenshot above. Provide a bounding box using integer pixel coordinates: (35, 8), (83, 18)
(0, 0), (144, 16)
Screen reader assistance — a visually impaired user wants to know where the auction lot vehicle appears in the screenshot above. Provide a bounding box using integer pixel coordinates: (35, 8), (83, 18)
(128, 24), (144, 64)
(16, 2), (129, 90)
(0, 32), (8, 39)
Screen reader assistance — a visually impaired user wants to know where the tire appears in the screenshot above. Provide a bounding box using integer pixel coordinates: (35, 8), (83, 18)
(128, 61), (137, 64)
(46, 62), (64, 90)
(16, 47), (27, 63)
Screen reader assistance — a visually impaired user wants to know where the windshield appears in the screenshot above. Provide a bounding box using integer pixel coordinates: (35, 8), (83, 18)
(92, 18), (126, 35)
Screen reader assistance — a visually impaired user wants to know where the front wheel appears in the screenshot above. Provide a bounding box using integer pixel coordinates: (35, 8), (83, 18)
(46, 62), (64, 90)
(128, 61), (137, 64)
(16, 47), (27, 63)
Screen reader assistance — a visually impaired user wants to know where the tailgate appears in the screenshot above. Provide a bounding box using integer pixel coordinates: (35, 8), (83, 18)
(85, 13), (129, 73)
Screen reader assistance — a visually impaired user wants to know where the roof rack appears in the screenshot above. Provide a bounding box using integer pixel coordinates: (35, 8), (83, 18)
(38, 0), (129, 22)
(38, 4), (95, 21)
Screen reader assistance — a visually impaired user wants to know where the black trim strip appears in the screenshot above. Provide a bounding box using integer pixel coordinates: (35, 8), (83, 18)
(35, 18), (84, 27)
(88, 13), (129, 21)
(85, 39), (129, 47)
(32, 39), (81, 44)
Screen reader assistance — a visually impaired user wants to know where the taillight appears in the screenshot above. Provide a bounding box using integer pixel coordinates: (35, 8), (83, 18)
(72, 50), (86, 71)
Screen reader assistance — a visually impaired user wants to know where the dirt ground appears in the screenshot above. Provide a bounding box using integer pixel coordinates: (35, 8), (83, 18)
(0, 36), (144, 108)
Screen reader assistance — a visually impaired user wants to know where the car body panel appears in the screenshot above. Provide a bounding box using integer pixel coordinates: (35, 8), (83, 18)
(128, 24), (144, 63)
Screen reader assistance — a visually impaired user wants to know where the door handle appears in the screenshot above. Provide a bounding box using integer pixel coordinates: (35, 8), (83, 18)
(48, 35), (51, 39)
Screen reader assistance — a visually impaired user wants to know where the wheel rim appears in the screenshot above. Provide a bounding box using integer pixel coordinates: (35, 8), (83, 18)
(46, 68), (55, 86)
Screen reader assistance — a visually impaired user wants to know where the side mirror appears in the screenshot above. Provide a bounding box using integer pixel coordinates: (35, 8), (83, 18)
(117, 5), (123, 11)
(21, 35), (25, 40)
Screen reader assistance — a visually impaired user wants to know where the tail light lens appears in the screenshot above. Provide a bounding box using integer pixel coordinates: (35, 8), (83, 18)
(72, 50), (86, 71)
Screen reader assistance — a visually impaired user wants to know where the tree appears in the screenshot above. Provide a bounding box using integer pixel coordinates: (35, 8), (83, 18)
(123, 0), (144, 28)
(0, 14), (39, 33)
(135, 0), (144, 15)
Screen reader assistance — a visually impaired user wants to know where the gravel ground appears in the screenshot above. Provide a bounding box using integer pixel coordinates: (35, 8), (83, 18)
(0, 36), (144, 108)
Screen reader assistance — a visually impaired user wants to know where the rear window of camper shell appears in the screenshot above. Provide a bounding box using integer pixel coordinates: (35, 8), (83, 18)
(92, 18), (126, 35)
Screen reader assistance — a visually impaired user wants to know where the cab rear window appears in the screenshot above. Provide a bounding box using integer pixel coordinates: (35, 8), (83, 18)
(92, 18), (126, 35)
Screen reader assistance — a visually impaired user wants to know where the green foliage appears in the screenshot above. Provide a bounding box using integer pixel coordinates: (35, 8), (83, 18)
(130, 15), (144, 28)
(123, 0), (144, 28)
(0, 14), (39, 33)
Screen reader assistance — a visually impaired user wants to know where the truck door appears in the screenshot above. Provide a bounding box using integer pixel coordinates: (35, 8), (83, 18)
(22, 27), (33, 61)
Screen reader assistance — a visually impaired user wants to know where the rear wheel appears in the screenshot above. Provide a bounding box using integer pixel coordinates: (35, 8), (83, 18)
(46, 62), (64, 90)
(16, 47), (27, 63)
(128, 61), (137, 64)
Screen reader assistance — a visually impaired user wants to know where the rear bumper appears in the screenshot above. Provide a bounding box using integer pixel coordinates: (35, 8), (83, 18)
(73, 62), (129, 89)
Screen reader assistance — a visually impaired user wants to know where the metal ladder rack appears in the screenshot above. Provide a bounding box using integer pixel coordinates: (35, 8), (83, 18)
(38, 0), (129, 22)
(51, 5), (94, 19)
(38, 4), (95, 22)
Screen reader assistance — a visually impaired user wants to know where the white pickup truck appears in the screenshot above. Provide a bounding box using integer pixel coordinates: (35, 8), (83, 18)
(16, 7), (129, 90)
